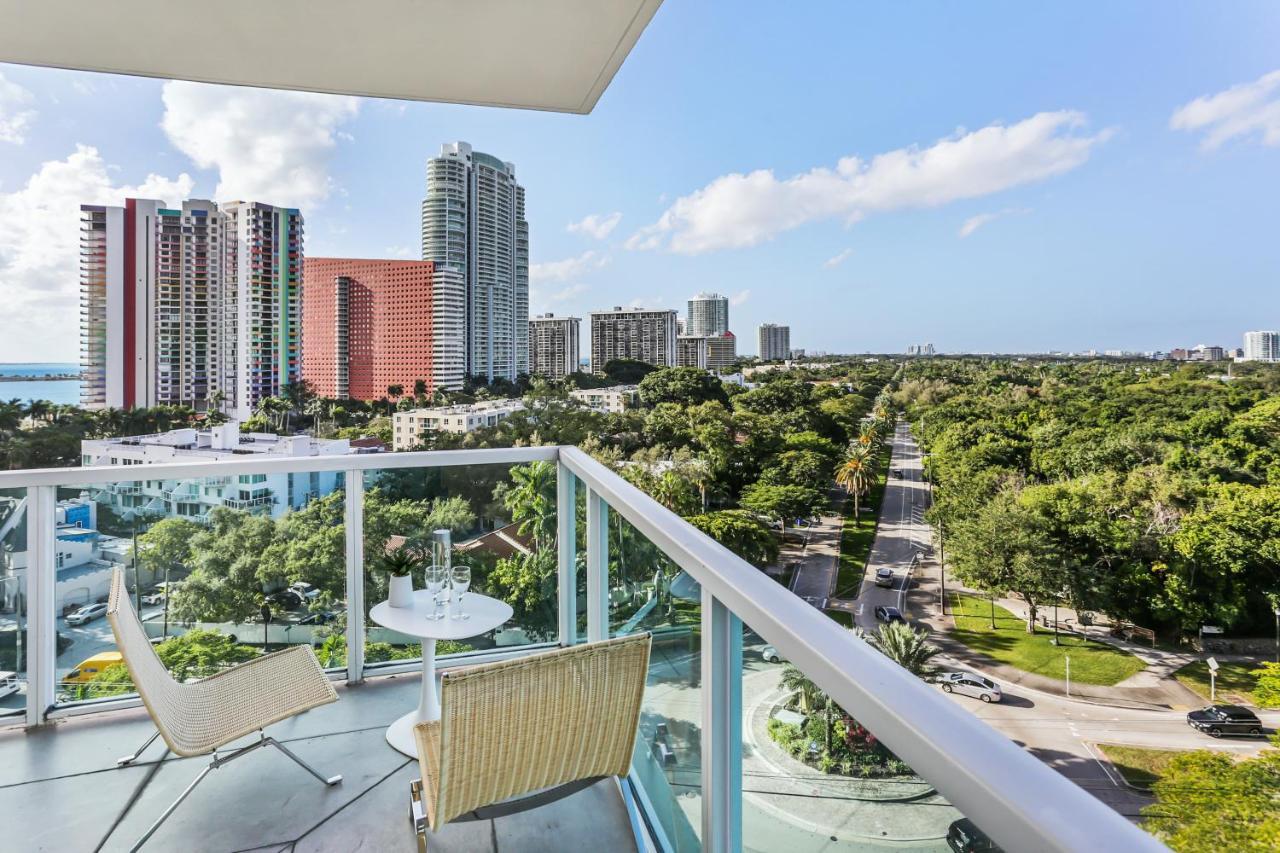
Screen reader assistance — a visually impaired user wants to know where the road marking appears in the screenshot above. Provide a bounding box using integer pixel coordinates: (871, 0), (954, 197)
(1081, 740), (1122, 788)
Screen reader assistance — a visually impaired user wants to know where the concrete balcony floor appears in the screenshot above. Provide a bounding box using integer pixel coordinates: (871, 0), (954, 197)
(0, 674), (639, 853)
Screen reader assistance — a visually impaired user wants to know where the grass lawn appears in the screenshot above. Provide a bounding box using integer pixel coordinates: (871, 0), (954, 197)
(1173, 660), (1273, 707)
(1096, 744), (1189, 790)
(948, 594), (1145, 686)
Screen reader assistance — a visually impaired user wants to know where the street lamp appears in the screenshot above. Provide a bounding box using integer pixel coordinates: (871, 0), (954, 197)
(1274, 605), (1279, 665)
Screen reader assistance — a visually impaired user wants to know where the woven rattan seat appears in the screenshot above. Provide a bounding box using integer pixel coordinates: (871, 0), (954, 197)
(409, 632), (651, 839)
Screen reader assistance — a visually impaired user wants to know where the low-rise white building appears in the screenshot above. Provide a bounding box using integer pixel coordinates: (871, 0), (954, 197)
(569, 385), (638, 414)
(81, 421), (361, 521)
(393, 399), (526, 449)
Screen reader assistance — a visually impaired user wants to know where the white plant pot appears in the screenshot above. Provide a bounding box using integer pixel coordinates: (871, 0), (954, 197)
(388, 574), (414, 608)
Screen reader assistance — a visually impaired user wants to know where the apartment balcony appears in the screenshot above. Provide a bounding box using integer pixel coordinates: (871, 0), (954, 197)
(0, 448), (1164, 853)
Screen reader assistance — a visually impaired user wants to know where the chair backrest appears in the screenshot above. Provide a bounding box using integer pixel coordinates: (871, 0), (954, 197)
(428, 632), (651, 826)
(106, 568), (185, 743)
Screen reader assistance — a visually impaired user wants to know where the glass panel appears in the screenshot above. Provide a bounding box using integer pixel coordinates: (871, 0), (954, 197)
(741, 618), (976, 852)
(361, 461), (559, 669)
(571, 472), (586, 644)
(54, 471), (346, 704)
(0, 487), (29, 716)
(611, 511), (702, 852)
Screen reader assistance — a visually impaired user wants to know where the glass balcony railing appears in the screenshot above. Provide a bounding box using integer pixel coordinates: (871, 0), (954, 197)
(0, 447), (1165, 853)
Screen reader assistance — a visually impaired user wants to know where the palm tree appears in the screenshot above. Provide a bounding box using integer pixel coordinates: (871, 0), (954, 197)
(500, 460), (557, 551)
(779, 664), (826, 713)
(872, 621), (942, 677)
(835, 447), (874, 517)
(779, 664), (835, 754)
(386, 384), (405, 417)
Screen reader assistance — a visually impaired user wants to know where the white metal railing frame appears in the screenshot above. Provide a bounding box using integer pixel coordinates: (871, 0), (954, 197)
(0, 445), (1167, 853)
(557, 446), (1167, 853)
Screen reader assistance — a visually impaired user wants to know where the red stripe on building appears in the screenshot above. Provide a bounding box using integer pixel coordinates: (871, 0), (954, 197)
(123, 198), (137, 409)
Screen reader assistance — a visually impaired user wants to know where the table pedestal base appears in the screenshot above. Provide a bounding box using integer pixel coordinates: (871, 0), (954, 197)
(385, 638), (440, 758)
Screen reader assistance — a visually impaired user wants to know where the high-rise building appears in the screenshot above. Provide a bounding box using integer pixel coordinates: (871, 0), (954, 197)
(757, 324), (791, 361)
(705, 332), (737, 370)
(686, 292), (729, 337)
(302, 258), (460, 400)
(222, 201), (304, 419)
(421, 141), (528, 383)
(1243, 331), (1280, 362)
(528, 314), (581, 380)
(80, 197), (299, 416)
(676, 335), (708, 369)
(590, 307), (678, 371)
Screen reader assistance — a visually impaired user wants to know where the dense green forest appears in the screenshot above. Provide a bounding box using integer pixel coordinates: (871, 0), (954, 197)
(101, 361), (898, 644)
(903, 358), (1280, 638)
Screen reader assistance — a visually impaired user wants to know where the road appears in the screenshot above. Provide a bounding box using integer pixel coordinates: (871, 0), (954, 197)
(852, 421), (1279, 819)
(853, 420), (929, 632)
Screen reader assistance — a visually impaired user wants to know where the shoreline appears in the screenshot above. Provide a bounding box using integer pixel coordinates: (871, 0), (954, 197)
(0, 375), (80, 382)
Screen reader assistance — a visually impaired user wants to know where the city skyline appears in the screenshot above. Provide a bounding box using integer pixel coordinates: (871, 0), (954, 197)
(1, 4), (1279, 361)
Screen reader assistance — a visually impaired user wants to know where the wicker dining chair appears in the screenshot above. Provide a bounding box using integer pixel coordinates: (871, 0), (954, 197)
(409, 632), (651, 847)
(106, 568), (341, 852)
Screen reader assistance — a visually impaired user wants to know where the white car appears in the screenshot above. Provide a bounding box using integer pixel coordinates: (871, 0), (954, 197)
(140, 589), (165, 606)
(874, 568), (895, 588)
(65, 602), (109, 626)
(938, 671), (1002, 703)
(761, 645), (783, 663)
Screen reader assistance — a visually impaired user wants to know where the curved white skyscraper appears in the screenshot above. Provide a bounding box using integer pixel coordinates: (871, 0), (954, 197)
(422, 141), (529, 385)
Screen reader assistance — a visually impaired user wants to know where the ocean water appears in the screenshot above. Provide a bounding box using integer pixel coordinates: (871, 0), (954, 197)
(0, 363), (81, 406)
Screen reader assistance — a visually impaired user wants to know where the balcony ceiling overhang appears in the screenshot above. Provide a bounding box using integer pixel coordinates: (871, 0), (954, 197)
(0, 0), (663, 113)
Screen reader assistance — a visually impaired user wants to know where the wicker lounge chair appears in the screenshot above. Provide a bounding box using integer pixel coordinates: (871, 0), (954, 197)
(106, 568), (341, 851)
(409, 632), (651, 848)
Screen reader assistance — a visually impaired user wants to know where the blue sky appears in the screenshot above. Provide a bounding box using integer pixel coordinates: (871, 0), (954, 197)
(1, 2), (1279, 361)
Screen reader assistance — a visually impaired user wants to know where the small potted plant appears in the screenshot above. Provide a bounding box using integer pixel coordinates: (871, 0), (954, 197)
(381, 545), (421, 608)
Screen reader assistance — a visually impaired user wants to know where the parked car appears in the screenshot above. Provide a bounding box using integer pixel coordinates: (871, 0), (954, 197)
(289, 581), (320, 601)
(947, 817), (1002, 852)
(874, 605), (905, 624)
(1187, 704), (1263, 738)
(140, 588), (165, 606)
(938, 671), (1002, 703)
(65, 603), (108, 626)
(265, 590), (304, 611)
(298, 610), (338, 625)
(761, 645), (782, 663)
(874, 567), (895, 588)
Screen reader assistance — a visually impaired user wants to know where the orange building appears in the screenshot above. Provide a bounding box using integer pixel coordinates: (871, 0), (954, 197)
(302, 258), (444, 401)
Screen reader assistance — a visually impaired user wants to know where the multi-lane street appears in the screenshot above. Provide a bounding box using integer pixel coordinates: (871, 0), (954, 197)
(854, 421), (1278, 817)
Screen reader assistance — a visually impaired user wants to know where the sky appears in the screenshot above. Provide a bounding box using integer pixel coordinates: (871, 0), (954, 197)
(1, 2), (1279, 361)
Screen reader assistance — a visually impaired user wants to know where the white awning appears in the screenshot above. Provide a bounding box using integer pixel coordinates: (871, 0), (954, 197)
(0, 0), (663, 113)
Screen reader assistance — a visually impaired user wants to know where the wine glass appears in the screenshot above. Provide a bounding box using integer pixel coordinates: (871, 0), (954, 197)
(450, 564), (471, 621)
(425, 564), (447, 621)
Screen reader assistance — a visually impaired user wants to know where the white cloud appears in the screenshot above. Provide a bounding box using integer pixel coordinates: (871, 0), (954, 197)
(0, 145), (194, 360)
(957, 207), (1029, 238)
(529, 250), (609, 283)
(627, 111), (1109, 254)
(385, 245), (412, 259)
(730, 289), (751, 307)
(567, 211), (622, 240)
(823, 248), (853, 268)
(1171, 69), (1280, 150)
(530, 281), (589, 308)
(161, 81), (358, 208)
(0, 72), (36, 144)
